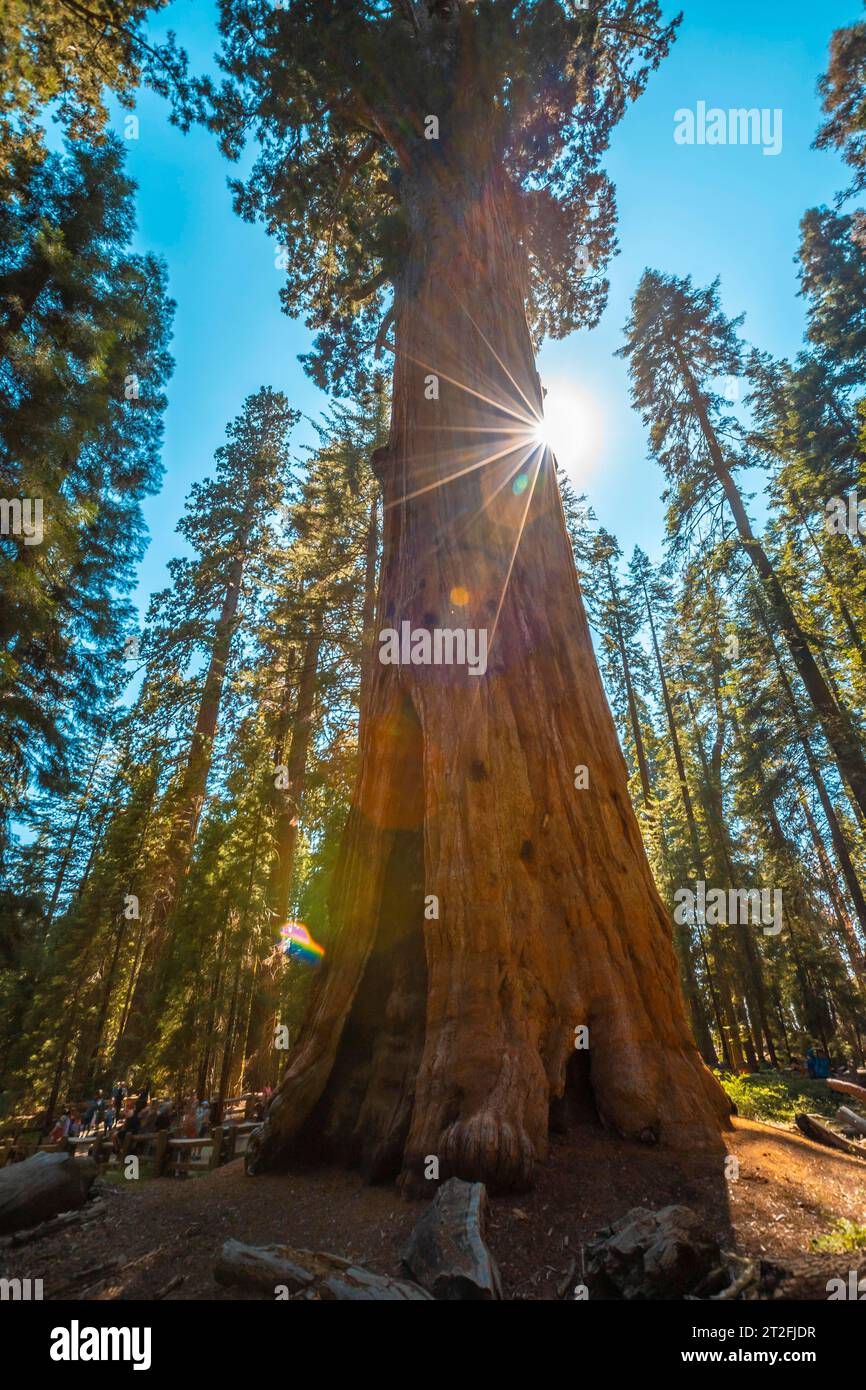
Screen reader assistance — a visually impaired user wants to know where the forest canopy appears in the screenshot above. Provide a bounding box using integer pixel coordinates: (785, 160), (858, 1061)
(0, 0), (864, 1213)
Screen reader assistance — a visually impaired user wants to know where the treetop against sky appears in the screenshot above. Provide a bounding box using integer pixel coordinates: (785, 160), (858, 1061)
(23, 0), (853, 621)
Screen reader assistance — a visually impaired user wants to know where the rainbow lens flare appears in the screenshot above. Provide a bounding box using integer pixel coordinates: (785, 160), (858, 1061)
(279, 920), (325, 967)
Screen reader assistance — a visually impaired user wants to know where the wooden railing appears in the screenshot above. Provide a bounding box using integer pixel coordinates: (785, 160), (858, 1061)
(0, 1097), (263, 1174)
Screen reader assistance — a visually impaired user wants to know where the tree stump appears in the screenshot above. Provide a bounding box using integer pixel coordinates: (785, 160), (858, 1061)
(586, 1205), (721, 1299)
(401, 1178), (502, 1299)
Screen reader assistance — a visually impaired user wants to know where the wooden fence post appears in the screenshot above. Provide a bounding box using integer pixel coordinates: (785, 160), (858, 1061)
(154, 1129), (169, 1177)
(209, 1125), (224, 1171)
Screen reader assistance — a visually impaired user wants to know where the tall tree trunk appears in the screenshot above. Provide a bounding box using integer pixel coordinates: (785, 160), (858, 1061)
(681, 684), (773, 1069)
(84, 787), (157, 1090)
(267, 619), (322, 925)
(197, 904), (231, 1099)
(763, 805), (833, 1052)
(754, 592), (866, 942)
(793, 498), (866, 666)
(243, 617), (323, 1092)
(603, 556), (653, 805)
(44, 734), (109, 928)
(117, 548), (249, 1064)
(640, 581), (739, 1069)
(676, 346), (866, 823)
(215, 948), (243, 1125)
(249, 166), (729, 1190)
(798, 790), (866, 981)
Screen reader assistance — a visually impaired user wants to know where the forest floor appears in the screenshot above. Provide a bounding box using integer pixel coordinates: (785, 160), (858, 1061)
(9, 1115), (866, 1301)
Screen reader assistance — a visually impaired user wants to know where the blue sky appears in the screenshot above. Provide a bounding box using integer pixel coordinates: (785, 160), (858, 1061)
(110, 0), (856, 612)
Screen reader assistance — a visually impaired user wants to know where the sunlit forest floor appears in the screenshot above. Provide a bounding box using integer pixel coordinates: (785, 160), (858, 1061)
(11, 1115), (865, 1301)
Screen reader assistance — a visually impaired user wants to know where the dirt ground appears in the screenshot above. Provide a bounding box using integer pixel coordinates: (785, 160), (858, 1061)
(6, 1116), (865, 1300)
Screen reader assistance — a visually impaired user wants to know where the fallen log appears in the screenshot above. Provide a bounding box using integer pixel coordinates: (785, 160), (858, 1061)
(400, 1178), (503, 1300)
(795, 1112), (866, 1158)
(0, 1151), (97, 1235)
(214, 1240), (433, 1301)
(837, 1106), (866, 1138)
(827, 1078), (866, 1107)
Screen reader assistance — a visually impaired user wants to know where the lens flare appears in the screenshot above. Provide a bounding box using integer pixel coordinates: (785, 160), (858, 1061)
(279, 921), (325, 967)
(532, 381), (602, 479)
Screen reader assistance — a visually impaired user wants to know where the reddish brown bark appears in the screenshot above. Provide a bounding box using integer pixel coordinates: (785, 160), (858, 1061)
(248, 168), (729, 1191)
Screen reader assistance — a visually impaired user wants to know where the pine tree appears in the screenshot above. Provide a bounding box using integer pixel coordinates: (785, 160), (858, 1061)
(0, 137), (174, 855)
(0, 1), (192, 170)
(814, 7), (866, 199)
(620, 269), (866, 827)
(115, 388), (298, 1067)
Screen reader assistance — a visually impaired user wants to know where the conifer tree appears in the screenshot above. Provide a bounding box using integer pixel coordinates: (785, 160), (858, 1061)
(115, 388), (298, 1066)
(621, 270), (866, 826)
(0, 137), (173, 853)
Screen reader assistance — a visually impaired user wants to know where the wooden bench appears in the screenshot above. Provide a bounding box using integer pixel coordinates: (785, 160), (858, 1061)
(165, 1133), (218, 1177)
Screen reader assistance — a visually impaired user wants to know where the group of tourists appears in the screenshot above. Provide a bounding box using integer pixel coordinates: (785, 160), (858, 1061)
(46, 1081), (274, 1150)
(48, 1082), (194, 1150)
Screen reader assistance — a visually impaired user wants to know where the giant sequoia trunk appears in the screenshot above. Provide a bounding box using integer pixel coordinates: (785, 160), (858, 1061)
(249, 165), (729, 1191)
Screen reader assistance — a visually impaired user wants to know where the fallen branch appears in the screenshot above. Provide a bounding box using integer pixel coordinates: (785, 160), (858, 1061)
(120, 1244), (168, 1273)
(214, 1239), (432, 1301)
(827, 1077), (866, 1106)
(837, 1106), (866, 1139)
(8, 1200), (105, 1248)
(153, 1273), (185, 1300)
(795, 1112), (866, 1158)
(712, 1259), (758, 1301)
(49, 1258), (122, 1301)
